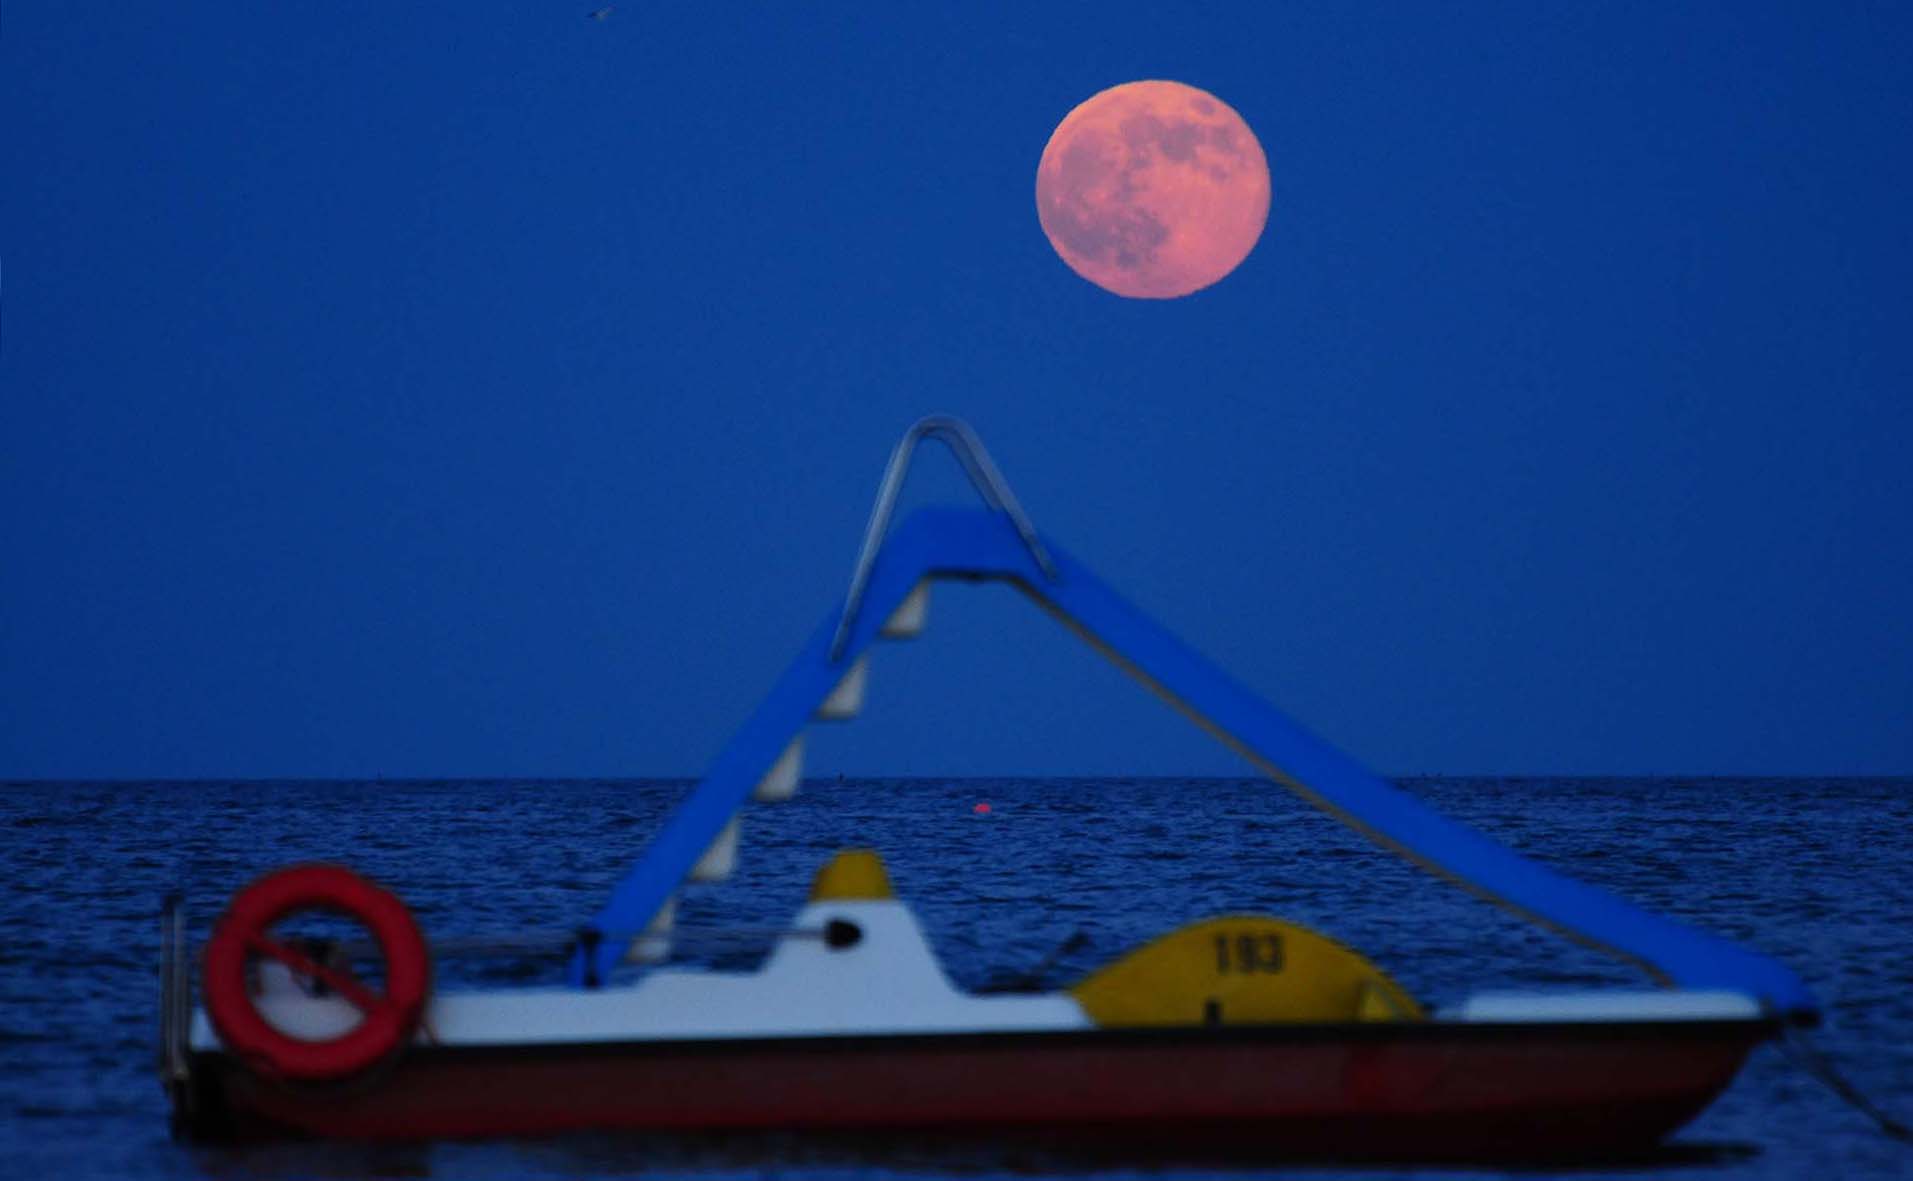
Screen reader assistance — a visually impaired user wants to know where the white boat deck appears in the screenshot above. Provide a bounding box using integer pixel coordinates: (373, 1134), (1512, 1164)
(189, 898), (1766, 1053)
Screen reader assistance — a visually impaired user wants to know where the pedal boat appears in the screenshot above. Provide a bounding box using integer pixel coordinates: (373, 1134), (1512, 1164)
(161, 416), (1818, 1159)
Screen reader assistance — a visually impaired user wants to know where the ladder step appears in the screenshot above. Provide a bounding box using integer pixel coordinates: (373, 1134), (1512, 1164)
(625, 897), (677, 964)
(753, 736), (805, 802)
(690, 816), (741, 881)
(881, 581), (930, 639)
(816, 657), (868, 720)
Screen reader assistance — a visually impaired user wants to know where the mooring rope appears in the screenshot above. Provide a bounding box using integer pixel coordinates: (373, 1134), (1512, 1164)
(1780, 1026), (1910, 1143)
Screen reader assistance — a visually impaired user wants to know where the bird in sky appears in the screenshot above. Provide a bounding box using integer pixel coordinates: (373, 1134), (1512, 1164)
(588, 6), (613, 20)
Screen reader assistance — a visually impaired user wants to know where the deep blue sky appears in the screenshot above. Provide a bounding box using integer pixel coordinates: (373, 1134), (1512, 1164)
(5, 4), (1909, 779)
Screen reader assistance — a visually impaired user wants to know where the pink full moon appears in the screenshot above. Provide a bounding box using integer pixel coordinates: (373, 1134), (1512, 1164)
(1036, 80), (1270, 299)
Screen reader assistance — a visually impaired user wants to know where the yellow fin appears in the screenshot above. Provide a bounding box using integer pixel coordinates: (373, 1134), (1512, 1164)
(809, 849), (894, 901)
(1356, 979), (1412, 1022)
(1069, 916), (1423, 1026)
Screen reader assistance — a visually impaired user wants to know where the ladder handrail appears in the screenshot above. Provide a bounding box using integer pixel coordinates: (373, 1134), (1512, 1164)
(829, 415), (1055, 662)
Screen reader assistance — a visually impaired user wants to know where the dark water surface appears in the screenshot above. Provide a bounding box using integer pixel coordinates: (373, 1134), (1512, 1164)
(2, 777), (1908, 1179)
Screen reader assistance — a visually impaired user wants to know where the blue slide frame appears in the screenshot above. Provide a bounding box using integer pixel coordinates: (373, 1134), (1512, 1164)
(572, 505), (1817, 1022)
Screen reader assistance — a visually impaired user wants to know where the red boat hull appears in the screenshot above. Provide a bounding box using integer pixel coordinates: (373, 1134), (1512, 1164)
(182, 1020), (1772, 1160)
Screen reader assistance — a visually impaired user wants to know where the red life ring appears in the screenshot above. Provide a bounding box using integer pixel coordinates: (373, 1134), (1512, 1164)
(202, 864), (431, 1082)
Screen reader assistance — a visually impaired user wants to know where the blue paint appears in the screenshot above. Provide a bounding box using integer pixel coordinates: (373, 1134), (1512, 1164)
(579, 506), (1817, 1020)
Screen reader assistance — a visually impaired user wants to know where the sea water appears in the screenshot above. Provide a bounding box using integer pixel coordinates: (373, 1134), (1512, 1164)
(2, 776), (1908, 1179)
